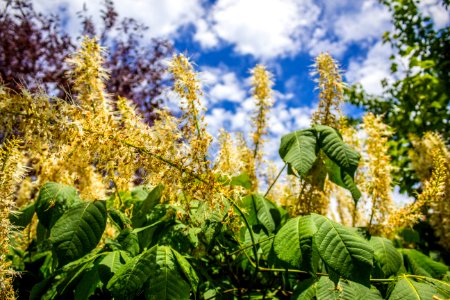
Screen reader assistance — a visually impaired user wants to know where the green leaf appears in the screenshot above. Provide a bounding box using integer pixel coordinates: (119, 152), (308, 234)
(340, 170), (362, 202)
(316, 276), (341, 300)
(50, 200), (107, 265)
(416, 277), (450, 298)
(35, 182), (81, 229)
(172, 249), (199, 293)
(109, 208), (132, 230)
(98, 251), (130, 284)
(325, 158), (361, 202)
(74, 261), (101, 300)
(116, 228), (140, 256)
(315, 277), (382, 300)
(33, 253), (103, 300)
(401, 249), (448, 278)
(145, 246), (191, 300)
(370, 237), (402, 278)
(241, 194), (280, 233)
(279, 129), (318, 177)
(132, 184), (164, 228)
(340, 280), (383, 299)
(107, 245), (192, 299)
(230, 173), (252, 190)
(314, 125), (360, 176)
(388, 276), (441, 300)
(274, 216), (317, 269)
(292, 278), (317, 300)
(107, 248), (156, 298)
(9, 202), (35, 230)
(312, 214), (373, 287)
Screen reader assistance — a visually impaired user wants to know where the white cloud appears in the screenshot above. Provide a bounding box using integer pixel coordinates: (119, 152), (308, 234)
(345, 41), (393, 95)
(418, 0), (450, 29)
(200, 67), (247, 104)
(194, 19), (220, 48)
(334, 1), (390, 44)
(307, 0), (391, 57)
(195, 0), (321, 59)
(34, 0), (203, 38)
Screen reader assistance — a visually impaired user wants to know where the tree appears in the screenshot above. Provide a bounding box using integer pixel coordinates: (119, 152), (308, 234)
(347, 0), (450, 195)
(0, 0), (172, 123)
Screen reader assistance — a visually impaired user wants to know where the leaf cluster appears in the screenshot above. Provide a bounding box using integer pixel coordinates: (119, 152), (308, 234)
(7, 126), (450, 299)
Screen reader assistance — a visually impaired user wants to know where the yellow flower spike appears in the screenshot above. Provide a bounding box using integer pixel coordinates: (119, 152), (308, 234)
(311, 52), (344, 129)
(249, 65), (273, 191)
(0, 139), (26, 300)
(402, 132), (450, 247)
(169, 54), (217, 207)
(362, 113), (394, 235)
(66, 37), (111, 117)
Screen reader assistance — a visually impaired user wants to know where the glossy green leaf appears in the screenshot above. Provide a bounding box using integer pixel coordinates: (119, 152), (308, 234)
(274, 216), (317, 269)
(107, 247), (156, 298)
(35, 182), (81, 229)
(314, 125), (360, 176)
(145, 246), (191, 300)
(241, 194), (280, 233)
(312, 214), (373, 286)
(401, 249), (448, 278)
(74, 261), (101, 300)
(172, 249), (199, 293)
(279, 129), (317, 177)
(315, 277), (382, 300)
(116, 228), (140, 256)
(274, 218), (302, 266)
(370, 237), (402, 278)
(98, 251), (130, 284)
(107, 245), (192, 299)
(340, 280), (383, 299)
(325, 158), (361, 202)
(109, 208), (132, 230)
(230, 173), (252, 190)
(50, 200), (107, 265)
(132, 184), (164, 228)
(416, 277), (450, 298)
(388, 276), (441, 300)
(292, 278), (317, 300)
(316, 276), (341, 300)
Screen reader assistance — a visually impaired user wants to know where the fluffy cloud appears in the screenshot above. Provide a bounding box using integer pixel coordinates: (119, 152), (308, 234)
(34, 0), (203, 38)
(345, 41), (393, 95)
(200, 67), (247, 104)
(195, 0), (321, 59)
(307, 0), (391, 57)
(418, 0), (450, 29)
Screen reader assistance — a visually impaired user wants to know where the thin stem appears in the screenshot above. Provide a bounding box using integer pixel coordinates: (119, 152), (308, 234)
(264, 163), (287, 197)
(230, 235), (275, 256)
(110, 174), (123, 207)
(225, 195), (259, 270)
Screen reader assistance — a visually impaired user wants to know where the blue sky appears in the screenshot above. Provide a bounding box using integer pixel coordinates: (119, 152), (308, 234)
(32, 0), (449, 158)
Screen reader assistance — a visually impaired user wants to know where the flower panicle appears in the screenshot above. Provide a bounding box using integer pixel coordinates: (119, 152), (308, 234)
(251, 64), (273, 160)
(0, 138), (26, 300)
(311, 52), (344, 128)
(66, 36), (111, 116)
(362, 113), (394, 235)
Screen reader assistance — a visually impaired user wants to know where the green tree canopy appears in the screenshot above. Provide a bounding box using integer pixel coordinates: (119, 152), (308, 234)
(347, 0), (449, 194)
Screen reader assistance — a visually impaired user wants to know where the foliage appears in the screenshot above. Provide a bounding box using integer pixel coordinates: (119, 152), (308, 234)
(5, 183), (450, 299)
(0, 0), (171, 123)
(1, 38), (449, 299)
(346, 0), (450, 195)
